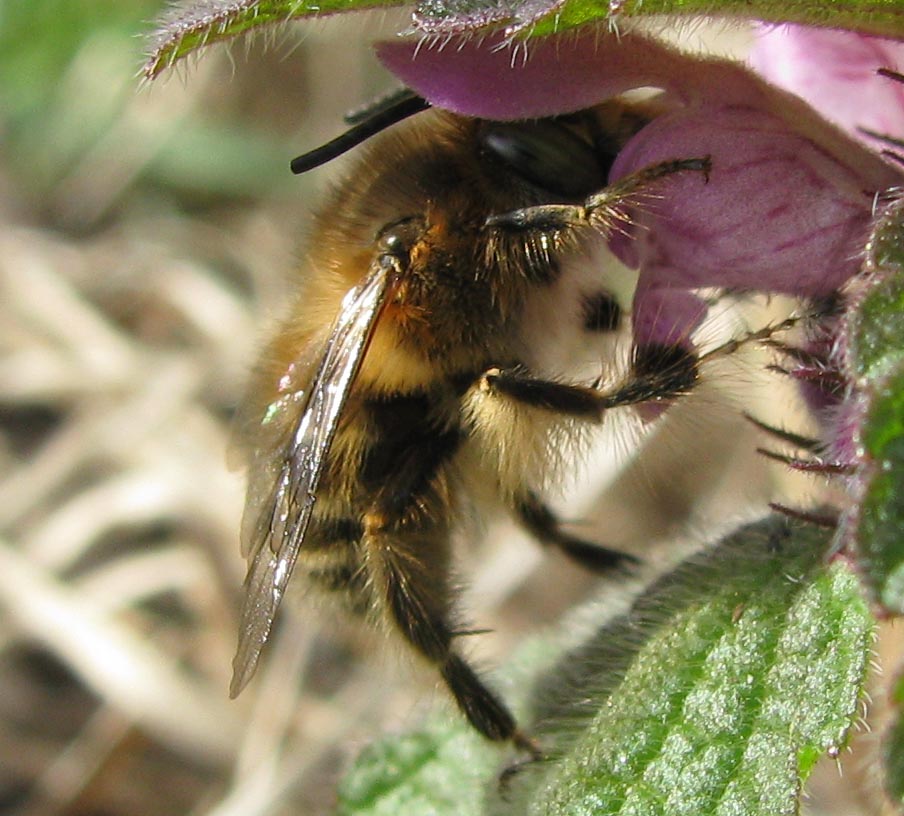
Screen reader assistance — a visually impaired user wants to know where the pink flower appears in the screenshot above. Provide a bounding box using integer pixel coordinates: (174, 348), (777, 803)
(750, 25), (904, 148)
(748, 27), (904, 426)
(379, 31), (902, 347)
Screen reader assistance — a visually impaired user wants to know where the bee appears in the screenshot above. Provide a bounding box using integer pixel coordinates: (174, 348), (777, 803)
(229, 89), (712, 752)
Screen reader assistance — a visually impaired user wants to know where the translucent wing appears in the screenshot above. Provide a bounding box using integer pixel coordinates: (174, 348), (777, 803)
(230, 261), (394, 696)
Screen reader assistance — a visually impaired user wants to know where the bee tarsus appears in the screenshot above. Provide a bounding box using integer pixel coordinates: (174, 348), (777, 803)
(486, 156), (712, 234)
(498, 739), (544, 795)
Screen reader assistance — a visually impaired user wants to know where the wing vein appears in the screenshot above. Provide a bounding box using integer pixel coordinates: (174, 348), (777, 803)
(230, 260), (395, 696)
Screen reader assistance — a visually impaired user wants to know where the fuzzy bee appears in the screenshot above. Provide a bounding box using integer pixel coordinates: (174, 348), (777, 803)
(228, 90), (714, 751)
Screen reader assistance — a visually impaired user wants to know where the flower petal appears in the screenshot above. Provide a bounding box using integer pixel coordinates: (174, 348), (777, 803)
(750, 25), (904, 146)
(609, 103), (884, 298)
(376, 31), (700, 120)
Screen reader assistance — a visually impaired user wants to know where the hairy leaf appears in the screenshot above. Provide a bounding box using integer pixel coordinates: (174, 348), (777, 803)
(845, 197), (904, 809)
(414, 0), (904, 38)
(846, 198), (904, 614)
(145, 0), (904, 79)
(144, 0), (403, 78)
(337, 516), (873, 816)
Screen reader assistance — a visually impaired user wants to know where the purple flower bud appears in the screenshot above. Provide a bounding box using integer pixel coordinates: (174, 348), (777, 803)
(606, 99), (896, 344)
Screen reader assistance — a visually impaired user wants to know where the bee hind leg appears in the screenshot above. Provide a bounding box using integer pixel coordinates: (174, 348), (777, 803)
(368, 527), (528, 747)
(439, 653), (525, 743)
(515, 490), (638, 573)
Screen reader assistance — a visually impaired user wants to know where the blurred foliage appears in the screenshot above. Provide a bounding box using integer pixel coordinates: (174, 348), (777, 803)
(0, 0), (295, 224)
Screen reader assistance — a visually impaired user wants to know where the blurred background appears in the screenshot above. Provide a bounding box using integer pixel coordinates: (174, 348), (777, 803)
(0, 4), (896, 814)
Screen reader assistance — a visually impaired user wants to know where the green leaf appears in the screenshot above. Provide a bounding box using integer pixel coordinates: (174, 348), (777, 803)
(855, 363), (904, 613)
(144, 0), (405, 78)
(886, 671), (904, 806)
(847, 197), (904, 808)
(336, 516), (873, 816)
(848, 199), (904, 614)
(489, 0), (904, 40)
(144, 0), (904, 79)
(835, 189), (904, 810)
(847, 201), (904, 385)
(337, 728), (496, 815)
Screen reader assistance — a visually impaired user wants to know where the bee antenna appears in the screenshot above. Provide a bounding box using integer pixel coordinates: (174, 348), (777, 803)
(343, 86), (425, 126)
(290, 91), (431, 175)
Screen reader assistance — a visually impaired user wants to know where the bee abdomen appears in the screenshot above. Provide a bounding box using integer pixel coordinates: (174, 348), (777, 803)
(307, 562), (371, 616)
(302, 516), (365, 551)
(359, 391), (462, 530)
(296, 512), (371, 614)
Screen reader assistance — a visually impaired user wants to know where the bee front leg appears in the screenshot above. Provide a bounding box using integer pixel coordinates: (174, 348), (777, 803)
(477, 367), (609, 419)
(485, 156), (711, 234)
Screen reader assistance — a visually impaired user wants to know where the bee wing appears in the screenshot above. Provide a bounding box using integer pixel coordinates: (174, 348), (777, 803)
(231, 260), (394, 697)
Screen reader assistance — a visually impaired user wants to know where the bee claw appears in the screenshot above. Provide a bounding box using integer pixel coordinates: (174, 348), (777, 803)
(513, 729), (543, 759)
(498, 733), (544, 796)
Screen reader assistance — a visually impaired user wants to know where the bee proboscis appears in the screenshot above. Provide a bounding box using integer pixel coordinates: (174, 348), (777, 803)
(230, 90), (718, 750)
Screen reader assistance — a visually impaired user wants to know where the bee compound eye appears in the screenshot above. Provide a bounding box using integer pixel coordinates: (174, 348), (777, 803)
(479, 120), (607, 200)
(375, 217), (424, 265)
(381, 232), (404, 255)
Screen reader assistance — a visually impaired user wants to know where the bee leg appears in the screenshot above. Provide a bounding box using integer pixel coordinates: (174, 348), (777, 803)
(478, 367), (608, 419)
(478, 346), (697, 419)
(499, 748), (545, 794)
(358, 401), (528, 743)
(514, 490), (638, 573)
(366, 525), (527, 746)
(485, 156), (710, 233)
